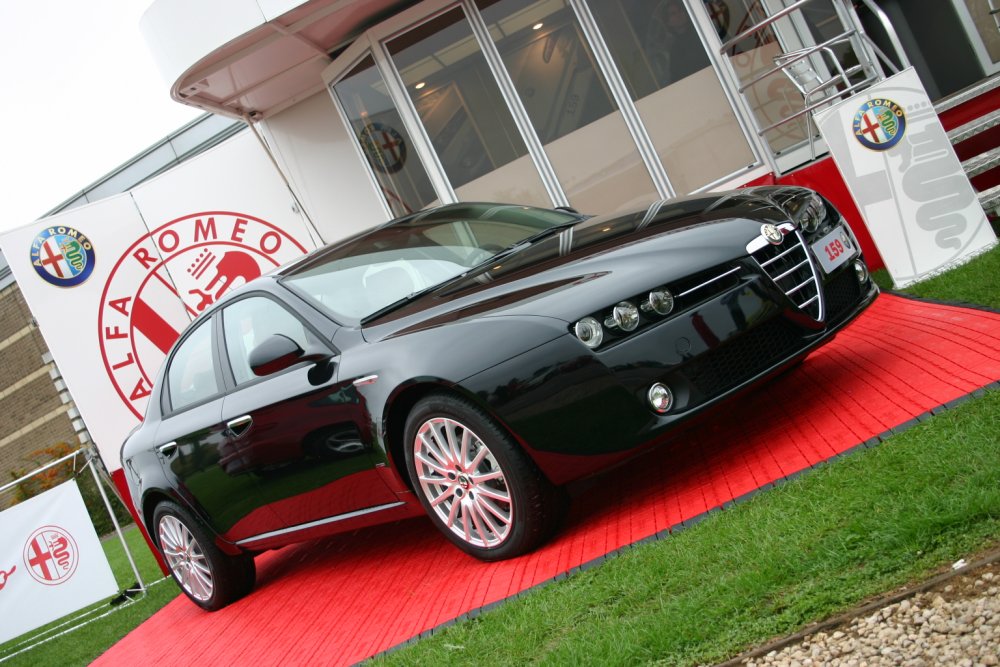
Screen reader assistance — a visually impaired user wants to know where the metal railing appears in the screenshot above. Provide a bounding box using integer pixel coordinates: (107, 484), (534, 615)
(718, 0), (911, 162)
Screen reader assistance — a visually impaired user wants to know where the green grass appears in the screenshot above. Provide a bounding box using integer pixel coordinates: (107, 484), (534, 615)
(873, 238), (1000, 309)
(0, 526), (178, 666)
(376, 391), (1000, 666)
(3, 242), (998, 666)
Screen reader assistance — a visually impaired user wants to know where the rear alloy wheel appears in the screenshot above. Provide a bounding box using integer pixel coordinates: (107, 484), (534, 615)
(404, 394), (564, 560)
(153, 501), (255, 611)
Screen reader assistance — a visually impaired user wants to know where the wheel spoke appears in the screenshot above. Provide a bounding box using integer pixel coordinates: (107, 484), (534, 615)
(429, 485), (456, 508)
(469, 502), (491, 545)
(419, 431), (450, 467)
(429, 423), (455, 466)
(477, 495), (512, 525)
(472, 498), (500, 536)
(475, 485), (510, 503)
(468, 445), (488, 472)
(445, 494), (461, 528)
(459, 429), (471, 469)
(415, 452), (449, 477)
(470, 469), (503, 484)
(460, 503), (473, 543)
(444, 421), (460, 463)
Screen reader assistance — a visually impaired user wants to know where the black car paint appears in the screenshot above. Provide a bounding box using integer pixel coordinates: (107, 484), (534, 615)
(122, 188), (877, 551)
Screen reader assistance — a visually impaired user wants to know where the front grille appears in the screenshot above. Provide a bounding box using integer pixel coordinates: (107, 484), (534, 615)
(824, 267), (862, 323)
(679, 317), (802, 398)
(749, 226), (824, 321)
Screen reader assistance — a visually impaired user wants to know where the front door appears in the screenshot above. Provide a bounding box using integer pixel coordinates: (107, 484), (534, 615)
(218, 294), (398, 535)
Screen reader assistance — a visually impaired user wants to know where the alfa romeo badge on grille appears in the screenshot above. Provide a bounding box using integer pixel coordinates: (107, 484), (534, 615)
(761, 223), (783, 245)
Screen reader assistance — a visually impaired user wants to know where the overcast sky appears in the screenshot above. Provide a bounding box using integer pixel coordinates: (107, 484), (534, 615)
(0, 0), (201, 233)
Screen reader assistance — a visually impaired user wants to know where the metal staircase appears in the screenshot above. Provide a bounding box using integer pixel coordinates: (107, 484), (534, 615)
(715, 0), (910, 170)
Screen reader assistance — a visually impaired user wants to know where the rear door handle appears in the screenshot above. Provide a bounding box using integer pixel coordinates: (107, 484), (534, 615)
(227, 415), (253, 437)
(156, 441), (178, 457)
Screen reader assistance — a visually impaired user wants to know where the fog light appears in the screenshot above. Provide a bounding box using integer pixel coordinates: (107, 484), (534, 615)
(646, 288), (675, 316)
(574, 316), (604, 349)
(611, 301), (640, 332)
(648, 383), (674, 414)
(853, 259), (869, 284)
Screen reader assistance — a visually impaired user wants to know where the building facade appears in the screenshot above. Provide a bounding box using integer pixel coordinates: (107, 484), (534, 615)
(0, 254), (88, 507)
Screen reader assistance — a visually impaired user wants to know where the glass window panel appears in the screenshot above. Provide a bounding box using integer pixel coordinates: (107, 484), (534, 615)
(709, 1), (808, 153)
(589, 0), (755, 193)
(476, 0), (658, 214)
(387, 8), (551, 207)
(168, 321), (219, 412)
(332, 55), (437, 217)
(222, 297), (323, 386)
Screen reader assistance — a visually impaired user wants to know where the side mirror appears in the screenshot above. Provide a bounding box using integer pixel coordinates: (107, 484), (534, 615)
(248, 334), (306, 377)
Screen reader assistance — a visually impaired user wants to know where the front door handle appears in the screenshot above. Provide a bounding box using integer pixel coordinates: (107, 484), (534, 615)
(156, 441), (178, 457)
(227, 415), (253, 437)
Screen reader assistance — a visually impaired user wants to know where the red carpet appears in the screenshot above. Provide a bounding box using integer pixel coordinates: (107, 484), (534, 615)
(94, 294), (1000, 666)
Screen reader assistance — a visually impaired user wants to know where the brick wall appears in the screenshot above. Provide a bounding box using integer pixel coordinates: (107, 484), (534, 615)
(0, 283), (82, 508)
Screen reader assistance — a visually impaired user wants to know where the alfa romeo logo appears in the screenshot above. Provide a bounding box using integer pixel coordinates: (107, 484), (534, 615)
(761, 223), (783, 245)
(29, 226), (96, 287)
(358, 122), (406, 174)
(24, 526), (78, 585)
(852, 98), (907, 151)
(98, 212), (308, 419)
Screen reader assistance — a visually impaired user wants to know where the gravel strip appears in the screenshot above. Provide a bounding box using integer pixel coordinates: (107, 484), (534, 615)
(741, 566), (999, 667)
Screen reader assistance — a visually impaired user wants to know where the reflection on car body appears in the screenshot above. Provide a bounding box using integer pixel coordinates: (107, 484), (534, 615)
(121, 187), (878, 609)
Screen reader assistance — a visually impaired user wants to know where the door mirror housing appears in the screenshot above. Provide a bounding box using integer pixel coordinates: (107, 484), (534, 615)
(248, 334), (306, 376)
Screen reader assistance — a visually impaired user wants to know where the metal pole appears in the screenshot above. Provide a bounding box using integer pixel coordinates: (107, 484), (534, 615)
(86, 455), (145, 593)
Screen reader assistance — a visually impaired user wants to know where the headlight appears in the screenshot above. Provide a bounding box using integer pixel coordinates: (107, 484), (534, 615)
(610, 301), (639, 332)
(574, 316), (604, 348)
(646, 288), (674, 316)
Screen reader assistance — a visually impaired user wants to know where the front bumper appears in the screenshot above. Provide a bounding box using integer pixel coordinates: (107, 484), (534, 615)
(463, 260), (878, 483)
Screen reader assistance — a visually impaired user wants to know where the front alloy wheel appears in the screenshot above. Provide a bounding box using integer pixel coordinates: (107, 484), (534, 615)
(413, 417), (513, 548)
(404, 394), (564, 560)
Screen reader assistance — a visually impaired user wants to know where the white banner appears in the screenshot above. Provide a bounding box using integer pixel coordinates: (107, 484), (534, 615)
(0, 481), (117, 644)
(0, 132), (316, 472)
(815, 68), (997, 287)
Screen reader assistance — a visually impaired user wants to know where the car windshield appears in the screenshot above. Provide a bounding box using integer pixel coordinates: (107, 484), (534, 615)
(281, 204), (579, 323)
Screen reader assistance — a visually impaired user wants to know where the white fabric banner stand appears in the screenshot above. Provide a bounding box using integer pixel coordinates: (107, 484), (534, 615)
(0, 132), (317, 473)
(815, 67), (997, 288)
(0, 481), (117, 644)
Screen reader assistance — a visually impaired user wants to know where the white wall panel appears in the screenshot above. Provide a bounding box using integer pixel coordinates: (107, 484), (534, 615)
(261, 91), (389, 244)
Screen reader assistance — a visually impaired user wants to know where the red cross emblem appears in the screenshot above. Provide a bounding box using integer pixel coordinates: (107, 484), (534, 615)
(23, 526), (78, 585)
(40, 239), (67, 278)
(860, 111), (881, 143)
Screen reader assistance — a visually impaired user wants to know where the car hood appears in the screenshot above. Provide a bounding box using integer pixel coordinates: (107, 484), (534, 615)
(361, 189), (792, 341)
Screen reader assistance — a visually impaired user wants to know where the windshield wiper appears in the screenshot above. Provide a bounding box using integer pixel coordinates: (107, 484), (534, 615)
(360, 283), (443, 325)
(360, 219), (582, 325)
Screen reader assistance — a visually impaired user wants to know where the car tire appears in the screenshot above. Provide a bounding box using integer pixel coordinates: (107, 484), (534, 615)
(153, 500), (256, 611)
(404, 393), (565, 561)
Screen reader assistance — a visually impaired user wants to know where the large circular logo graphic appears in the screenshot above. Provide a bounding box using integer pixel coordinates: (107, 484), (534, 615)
(852, 98), (907, 151)
(358, 122), (406, 174)
(24, 526), (79, 585)
(30, 227), (96, 287)
(98, 212), (308, 419)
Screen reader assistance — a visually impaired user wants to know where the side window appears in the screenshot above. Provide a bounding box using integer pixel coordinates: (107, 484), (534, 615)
(167, 321), (219, 412)
(222, 296), (324, 386)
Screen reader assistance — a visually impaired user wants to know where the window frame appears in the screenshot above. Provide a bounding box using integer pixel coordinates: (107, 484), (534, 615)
(216, 291), (336, 392)
(161, 314), (226, 418)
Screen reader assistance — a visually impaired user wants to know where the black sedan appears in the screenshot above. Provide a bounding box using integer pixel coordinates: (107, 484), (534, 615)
(121, 187), (878, 610)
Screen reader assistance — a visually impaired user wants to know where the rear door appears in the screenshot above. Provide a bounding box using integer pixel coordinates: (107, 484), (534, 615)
(155, 316), (282, 542)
